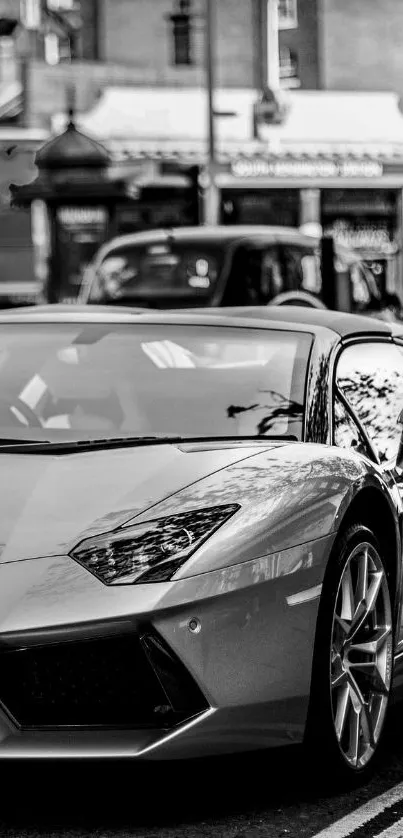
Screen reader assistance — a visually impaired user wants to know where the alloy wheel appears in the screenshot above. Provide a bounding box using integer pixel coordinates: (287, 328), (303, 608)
(330, 541), (393, 770)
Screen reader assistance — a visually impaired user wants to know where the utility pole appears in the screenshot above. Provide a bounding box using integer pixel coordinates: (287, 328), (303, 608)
(203, 0), (219, 225)
(266, 0), (280, 89)
(206, 0), (215, 168)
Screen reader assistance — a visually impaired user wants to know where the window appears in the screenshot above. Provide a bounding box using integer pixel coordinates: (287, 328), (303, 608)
(333, 394), (373, 460)
(221, 244), (284, 306)
(279, 245), (321, 295)
(278, 0), (298, 30)
(170, 0), (192, 66)
(90, 241), (225, 304)
(47, 0), (77, 9)
(0, 324), (312, 443)
(44, 32), (60, 64)
(335, 342), (403, 463)
(279, 47), (300, 88)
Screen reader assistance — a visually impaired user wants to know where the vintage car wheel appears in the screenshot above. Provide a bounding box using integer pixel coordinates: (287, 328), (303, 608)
(305, 524), (394, 784)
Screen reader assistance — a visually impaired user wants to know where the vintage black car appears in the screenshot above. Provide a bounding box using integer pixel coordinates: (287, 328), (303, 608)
(78, 225), (394, 317)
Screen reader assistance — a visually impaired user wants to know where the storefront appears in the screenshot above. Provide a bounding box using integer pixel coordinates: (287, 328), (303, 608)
(49, 87), (403, 298)
(216, 156), (403, 297)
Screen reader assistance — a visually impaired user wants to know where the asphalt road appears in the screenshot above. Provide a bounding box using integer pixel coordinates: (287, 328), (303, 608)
(3, 710), (403, 838)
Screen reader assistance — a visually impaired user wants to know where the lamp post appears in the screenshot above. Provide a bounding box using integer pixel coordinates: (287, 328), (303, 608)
(203, 0), (219, 225)
(266, 0), (280, 89)
(206, 0), (215, 170)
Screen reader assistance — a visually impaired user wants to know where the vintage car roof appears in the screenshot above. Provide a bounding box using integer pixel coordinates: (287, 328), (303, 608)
(96, 225), (319, 250)
(0, 303), (397, 340)
(91, 225), (362, 266)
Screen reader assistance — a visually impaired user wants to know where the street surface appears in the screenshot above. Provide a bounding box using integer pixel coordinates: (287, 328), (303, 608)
(3, 707), (403, 838)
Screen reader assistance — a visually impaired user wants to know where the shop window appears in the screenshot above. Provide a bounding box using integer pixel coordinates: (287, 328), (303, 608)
(221, 190), (300, 227)
(278, 0), (298, 30)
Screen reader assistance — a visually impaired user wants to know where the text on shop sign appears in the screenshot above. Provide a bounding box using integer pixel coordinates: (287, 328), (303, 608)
(231, 159), (384, 179)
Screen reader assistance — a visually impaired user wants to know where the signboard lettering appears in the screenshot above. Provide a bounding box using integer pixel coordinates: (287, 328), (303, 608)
(324, 220), (397, 254)
(231, 159), (384, 179)
(57, 206), (107, 227)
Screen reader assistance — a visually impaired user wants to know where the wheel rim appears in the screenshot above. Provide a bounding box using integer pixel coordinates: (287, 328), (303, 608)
(330, 541), (393, 770)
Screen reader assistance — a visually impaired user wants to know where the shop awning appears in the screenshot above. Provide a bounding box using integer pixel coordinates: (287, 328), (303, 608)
(52, 87), (403, 163)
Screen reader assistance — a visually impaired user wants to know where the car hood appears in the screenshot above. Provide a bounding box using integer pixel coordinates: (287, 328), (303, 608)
(0, 441), (282, 563)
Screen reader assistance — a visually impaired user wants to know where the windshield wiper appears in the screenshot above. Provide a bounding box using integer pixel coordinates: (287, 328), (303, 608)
(0, 437), (50, 446)
(0, 434), (297, 454)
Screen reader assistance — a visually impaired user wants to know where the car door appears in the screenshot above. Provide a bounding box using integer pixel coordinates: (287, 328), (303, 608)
(334, 337), (403, 641)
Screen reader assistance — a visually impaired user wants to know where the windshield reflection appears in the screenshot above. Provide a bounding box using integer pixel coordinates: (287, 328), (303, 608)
(0, 323), (312, 444)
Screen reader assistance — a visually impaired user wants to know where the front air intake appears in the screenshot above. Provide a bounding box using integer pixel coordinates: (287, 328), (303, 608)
(0, 631), (208, 729)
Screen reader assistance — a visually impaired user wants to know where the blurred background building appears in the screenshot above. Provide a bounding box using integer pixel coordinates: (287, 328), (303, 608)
(2, 0), (403, 301)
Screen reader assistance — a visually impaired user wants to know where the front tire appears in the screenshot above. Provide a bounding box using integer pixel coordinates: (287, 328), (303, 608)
(305, 524), (394, 785)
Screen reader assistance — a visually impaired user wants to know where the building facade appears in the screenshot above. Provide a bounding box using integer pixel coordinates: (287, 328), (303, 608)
(3, 0), (403, 300)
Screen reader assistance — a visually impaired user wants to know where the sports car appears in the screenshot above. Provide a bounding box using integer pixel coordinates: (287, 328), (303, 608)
(0, 304), (403, 782)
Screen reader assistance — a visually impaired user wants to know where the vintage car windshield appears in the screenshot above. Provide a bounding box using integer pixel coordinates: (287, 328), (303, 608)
(88, 241), (226, 305)
(0, 323), (312, 443)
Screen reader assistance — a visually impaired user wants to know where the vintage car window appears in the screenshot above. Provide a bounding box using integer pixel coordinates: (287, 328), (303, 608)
(349, 263), (372, 307)
(223, 243), (319, 306)
(0, 324), (312, 443)
(333, 393), (373, 460)
(220, 244), (284, 305)
(277, 244), (321, 296)
(336, 341), (403, 463)
(89, 241), (225, 303)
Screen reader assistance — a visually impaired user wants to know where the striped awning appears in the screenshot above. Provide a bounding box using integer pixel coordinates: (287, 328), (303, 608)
(104, 139), (403, 165)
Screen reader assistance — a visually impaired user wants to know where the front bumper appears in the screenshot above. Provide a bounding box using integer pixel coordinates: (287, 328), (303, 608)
(0, 536), (333, 759)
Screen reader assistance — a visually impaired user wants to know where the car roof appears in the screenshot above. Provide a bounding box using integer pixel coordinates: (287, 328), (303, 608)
(95, 225), (321, 255)
(8, 304), (146, 315)
(167, 306), (394, 338)
(92, 225), (363, 266)
(0, 303), (396, 340)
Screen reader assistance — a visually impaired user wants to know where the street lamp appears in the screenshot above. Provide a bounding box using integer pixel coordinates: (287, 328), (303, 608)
(203, 0), (220, 225)
(266, 0), (280, 89)
(206, 0), (215, 172)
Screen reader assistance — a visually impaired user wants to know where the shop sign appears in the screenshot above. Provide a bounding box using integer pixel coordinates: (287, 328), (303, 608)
(231, 158), (384, 179)
(57, 206), (108, 227)
(324, 220), (397, 254)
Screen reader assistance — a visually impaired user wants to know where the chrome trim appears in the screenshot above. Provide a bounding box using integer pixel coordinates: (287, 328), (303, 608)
(286, 583), (323, 606)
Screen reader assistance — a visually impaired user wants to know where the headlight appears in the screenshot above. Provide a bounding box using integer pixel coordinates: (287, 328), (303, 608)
(69, 504), (240, 585)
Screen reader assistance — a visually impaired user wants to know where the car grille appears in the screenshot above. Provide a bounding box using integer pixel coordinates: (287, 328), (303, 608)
(0, 632), (208, 729)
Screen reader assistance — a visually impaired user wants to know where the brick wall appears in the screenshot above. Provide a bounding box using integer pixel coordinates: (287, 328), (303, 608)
(24, 59), (200, 127)
(320, 0), (403, 98)
(99, 0), (257, 88)
(0, 0), (19, 17)
(80, 0), (99, 60)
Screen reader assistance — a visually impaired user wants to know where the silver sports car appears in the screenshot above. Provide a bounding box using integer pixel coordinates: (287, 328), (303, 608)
(0, 304), (403, 783)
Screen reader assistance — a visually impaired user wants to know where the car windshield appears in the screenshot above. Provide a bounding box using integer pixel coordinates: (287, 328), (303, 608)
(0, 323), (312, 443)
(87, 241), (226, 305)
